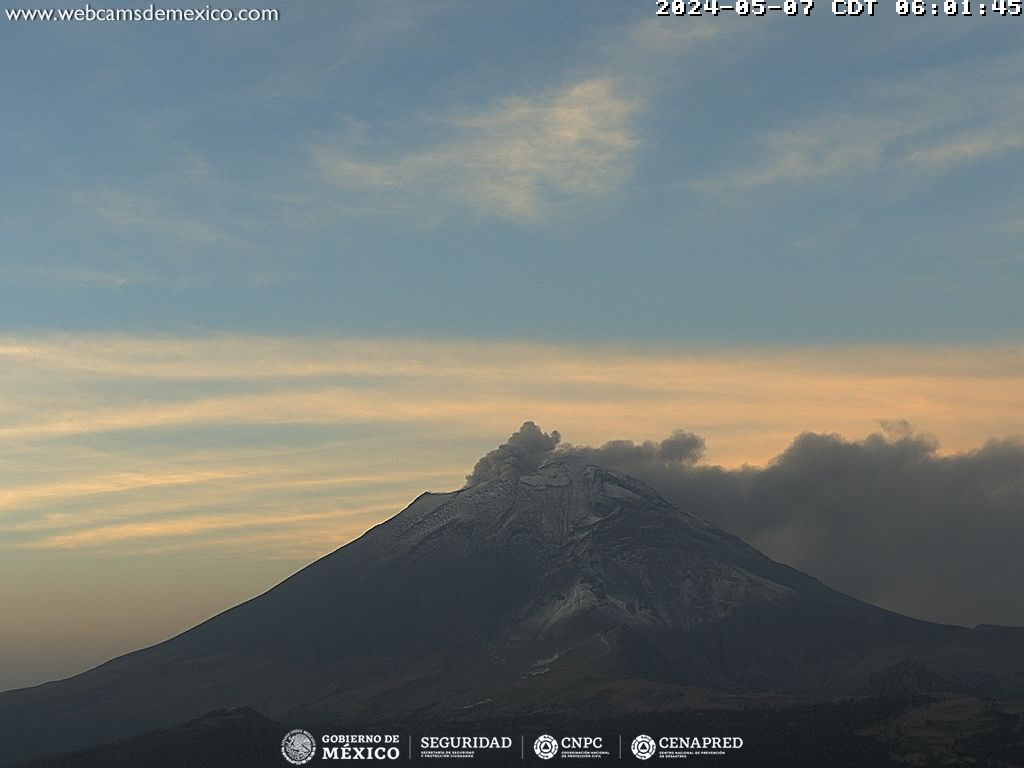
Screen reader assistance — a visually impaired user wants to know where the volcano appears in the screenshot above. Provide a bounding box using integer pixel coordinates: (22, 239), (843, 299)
(3, 457), (1024, 764)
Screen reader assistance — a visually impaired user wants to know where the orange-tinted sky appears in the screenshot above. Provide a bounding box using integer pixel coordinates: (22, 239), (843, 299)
(2, 334), (1023, 690)
(4, 1), (1024, 696)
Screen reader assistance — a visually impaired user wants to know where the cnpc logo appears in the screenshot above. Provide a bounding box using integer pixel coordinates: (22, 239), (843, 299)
(533, 734), (559, 760)
(534, 734), (605, 759)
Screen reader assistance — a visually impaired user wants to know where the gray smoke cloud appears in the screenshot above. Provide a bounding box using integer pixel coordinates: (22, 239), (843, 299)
(467, 422), (1024, 629)
(465, 421), (562, 485)
(465, 422), (704, 486)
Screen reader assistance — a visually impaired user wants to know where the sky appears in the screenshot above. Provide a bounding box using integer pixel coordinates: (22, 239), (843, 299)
(1, 2), (1023, 691)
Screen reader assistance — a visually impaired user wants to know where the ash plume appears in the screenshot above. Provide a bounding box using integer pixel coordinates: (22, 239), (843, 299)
(467, 421), (1024, 628)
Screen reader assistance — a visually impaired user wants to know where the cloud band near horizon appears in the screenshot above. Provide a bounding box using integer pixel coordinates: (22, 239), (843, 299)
(1, 333), (1023, 691)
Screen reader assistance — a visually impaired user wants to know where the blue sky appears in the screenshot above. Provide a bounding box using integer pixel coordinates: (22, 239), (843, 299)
(3, 5), (1021, 342)
(2, 2), (1024, 691)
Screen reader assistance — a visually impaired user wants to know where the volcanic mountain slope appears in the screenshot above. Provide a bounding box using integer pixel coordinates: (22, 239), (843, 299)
(3, 457), (1024, 765)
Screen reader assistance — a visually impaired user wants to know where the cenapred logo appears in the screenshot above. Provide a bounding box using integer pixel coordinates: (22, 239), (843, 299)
(631, 734), (657, 760)
(534, 734), (559, 760)
(282, 729), (317, 765)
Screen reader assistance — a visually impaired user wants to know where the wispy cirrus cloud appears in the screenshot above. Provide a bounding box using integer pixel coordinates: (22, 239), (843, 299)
(314, 78), (640, 221)
(709, 115), (907, 189)
(3, 335), (1024, 464)
(0, 469), (242, 512)
(1, 265), (152, 290)
(77, 184), (237, 247)
(699, 51), (1024, 191)
(15, 501), (406, 552)
(906, 131), (1024, 170)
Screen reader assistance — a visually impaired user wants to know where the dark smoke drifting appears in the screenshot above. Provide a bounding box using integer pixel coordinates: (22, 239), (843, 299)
(467, 422), (1024, 629)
